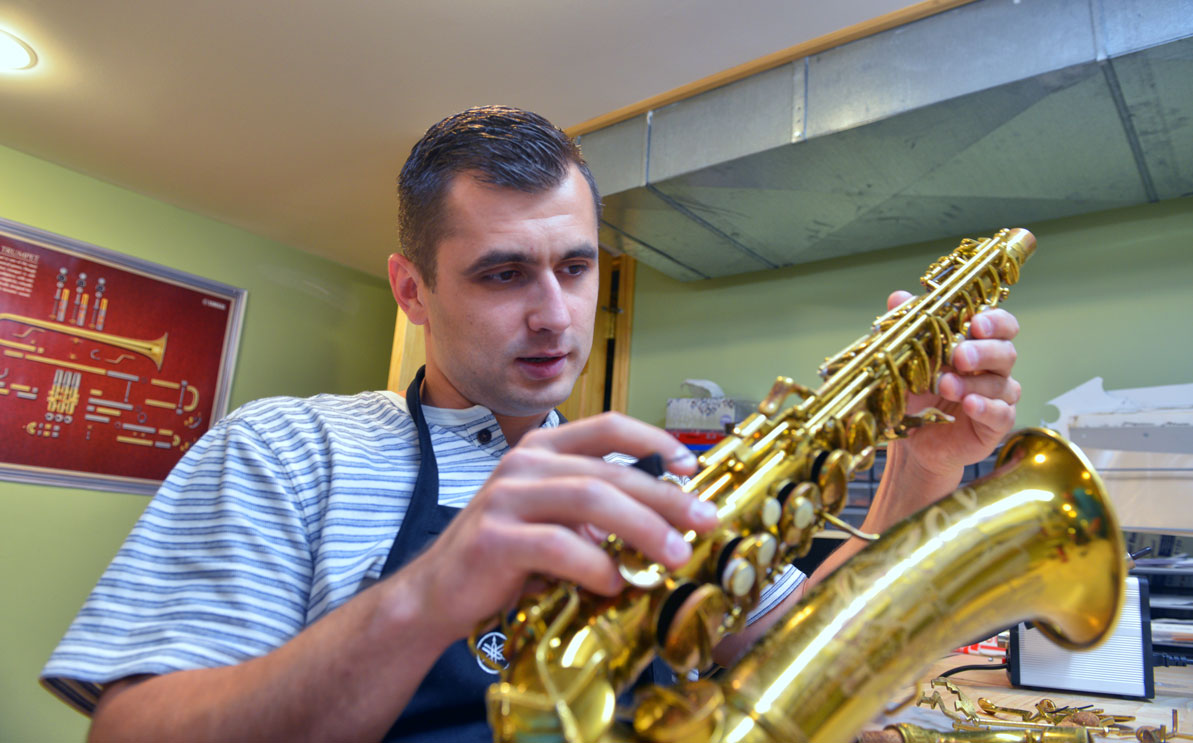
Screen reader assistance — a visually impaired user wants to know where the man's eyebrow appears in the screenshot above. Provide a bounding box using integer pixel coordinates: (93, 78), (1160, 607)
(561, 245), (599, 262)
(462, 250), (534, 275)
(462, 245), (598, 275)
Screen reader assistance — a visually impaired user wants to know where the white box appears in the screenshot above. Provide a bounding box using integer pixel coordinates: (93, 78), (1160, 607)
(665, 397), (757, 432)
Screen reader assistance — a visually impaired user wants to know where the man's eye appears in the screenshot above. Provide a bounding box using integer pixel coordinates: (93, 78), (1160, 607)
(561, 263), (589, 276)
(485, 269), (521, 283)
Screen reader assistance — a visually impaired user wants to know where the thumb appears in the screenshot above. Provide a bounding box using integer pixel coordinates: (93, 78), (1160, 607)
(887, 290), (915, 312)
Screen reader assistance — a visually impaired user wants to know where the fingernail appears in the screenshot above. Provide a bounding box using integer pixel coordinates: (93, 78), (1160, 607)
(665, 531), (692, 563)
(689, 499), (718, 522)
(670, 449), (697, 469)
(975, 315), (992, 336)
(973, 397), (987, 415)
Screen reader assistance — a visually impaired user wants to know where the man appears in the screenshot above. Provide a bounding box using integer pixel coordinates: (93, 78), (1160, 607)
(43, 107), (1021, 741)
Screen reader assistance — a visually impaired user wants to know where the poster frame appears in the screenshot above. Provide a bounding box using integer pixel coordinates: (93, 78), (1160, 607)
(0, 216), (247, 495)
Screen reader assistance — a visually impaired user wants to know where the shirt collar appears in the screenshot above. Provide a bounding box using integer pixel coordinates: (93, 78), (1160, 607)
(377, 390), (560, 454)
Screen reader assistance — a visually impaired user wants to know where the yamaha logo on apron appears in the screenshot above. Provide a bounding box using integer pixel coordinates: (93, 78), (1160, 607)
(474, 631), (508, 674)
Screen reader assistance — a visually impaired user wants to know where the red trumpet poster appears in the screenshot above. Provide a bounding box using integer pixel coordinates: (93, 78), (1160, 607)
(0, 218), (245, 494)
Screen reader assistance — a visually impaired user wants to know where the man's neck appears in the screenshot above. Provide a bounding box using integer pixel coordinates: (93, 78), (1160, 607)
(490, 410), (551, 447)
(416, 366), (549, 446)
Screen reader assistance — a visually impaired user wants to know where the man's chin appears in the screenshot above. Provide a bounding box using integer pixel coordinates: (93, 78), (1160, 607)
(495, 374), (578, 417)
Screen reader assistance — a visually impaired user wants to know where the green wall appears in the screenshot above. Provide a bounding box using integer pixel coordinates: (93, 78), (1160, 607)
(628, 197), (1193, 432)
(0, 145), (396, 742)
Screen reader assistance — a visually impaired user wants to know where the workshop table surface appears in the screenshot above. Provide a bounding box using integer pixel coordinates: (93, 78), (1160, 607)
(864, 654), (1193, 740)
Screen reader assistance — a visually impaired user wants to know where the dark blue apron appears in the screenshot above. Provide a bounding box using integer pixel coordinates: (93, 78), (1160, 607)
(380, 367), (672, 742)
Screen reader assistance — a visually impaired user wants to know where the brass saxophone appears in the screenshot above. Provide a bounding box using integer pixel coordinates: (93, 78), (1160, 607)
(485, 228), (1126, 743)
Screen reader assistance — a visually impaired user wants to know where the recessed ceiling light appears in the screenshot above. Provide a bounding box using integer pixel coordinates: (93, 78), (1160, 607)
(0, 29), (38, 71)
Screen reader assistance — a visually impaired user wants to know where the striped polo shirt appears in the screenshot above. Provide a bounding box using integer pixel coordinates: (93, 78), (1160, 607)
(41, 390), (803, 714)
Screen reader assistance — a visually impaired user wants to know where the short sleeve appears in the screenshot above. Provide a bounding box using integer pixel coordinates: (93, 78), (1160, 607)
(41, 416), (313, 714)
(746, 564), (806, 625)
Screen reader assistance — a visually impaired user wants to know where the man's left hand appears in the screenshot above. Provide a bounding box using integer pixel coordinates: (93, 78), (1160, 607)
(713, 290), (1023, 664)
(886, 289), (1021, 500)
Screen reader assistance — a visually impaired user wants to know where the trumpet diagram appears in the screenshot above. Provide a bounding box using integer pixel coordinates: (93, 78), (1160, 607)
(2, 265), (208, 476)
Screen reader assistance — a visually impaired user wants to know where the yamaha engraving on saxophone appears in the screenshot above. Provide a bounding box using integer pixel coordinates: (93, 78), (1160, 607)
(484, 228), (1126, 743)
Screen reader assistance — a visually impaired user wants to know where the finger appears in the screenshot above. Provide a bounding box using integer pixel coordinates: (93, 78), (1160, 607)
(500, 475), (709, 566)
(495, 449), (717, 533)
(887, 290), (915, 312)
(937, 372), (1022, 405)
(950, 339), (1017, 376)
(962, 395), (1017, 441)
(522, 411), (697, 476)
(969, 308), (1020, 340)
(503, 523), (624, 595)
(580, 523), (609, 545)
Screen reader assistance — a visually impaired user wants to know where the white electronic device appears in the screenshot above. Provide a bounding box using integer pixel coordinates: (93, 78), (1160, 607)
(1008, 576), (1153, 699)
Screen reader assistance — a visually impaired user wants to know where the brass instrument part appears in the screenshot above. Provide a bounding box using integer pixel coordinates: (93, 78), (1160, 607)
(706, 429), (1122, 743)
(820, 511), (879, 541)
(21, 353), (110, 376)
(183, 384), (200, 412)
(1, 312), (167, 369)
(0, 337), (41, 353)
(978, 699), (1035, 722)
(862, 722), (1093, 743)
(484, 229), (1124, 743)
(116, 435), (152, 447)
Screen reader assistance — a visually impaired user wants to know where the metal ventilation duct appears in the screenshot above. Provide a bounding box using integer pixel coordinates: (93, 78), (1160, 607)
(579, 0), (1193, 281)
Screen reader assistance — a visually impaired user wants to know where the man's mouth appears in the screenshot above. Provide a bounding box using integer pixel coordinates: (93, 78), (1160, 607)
(515, 354), (568, 379)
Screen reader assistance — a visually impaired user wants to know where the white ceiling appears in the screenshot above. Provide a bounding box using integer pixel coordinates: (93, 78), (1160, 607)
(0, 1), (912, 278)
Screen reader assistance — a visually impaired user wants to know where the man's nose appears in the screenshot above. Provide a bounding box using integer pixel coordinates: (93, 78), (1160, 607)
(528, 274), (571, 333)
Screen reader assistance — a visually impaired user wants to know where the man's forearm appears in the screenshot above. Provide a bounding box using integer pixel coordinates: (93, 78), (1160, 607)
(90, 566), (455, 743)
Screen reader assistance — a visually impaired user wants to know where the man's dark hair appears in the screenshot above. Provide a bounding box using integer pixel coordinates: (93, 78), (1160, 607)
(398, 105), (602, 289)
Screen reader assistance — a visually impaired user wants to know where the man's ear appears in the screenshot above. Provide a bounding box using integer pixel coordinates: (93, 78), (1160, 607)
(388, 253), (429, 325)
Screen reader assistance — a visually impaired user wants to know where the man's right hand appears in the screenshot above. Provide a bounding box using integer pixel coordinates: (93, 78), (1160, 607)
(91, 412), (714, 743)
(400, 411), (719, 645)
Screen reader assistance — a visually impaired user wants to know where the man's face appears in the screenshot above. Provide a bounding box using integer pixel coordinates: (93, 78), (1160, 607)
(414, 165), (599, 417)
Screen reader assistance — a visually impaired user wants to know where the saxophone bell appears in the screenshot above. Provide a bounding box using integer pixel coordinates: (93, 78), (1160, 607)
(662, 428), (1123, 743)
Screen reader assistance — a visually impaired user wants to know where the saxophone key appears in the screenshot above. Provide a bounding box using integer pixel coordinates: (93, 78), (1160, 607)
(759, 497), (782, 529)
(657, 583), (730, 673)
(846, 410), (878, 468)
(815, 449), (853, 514)
(616, 551), (669, 590)
(721, 558), (755, 598)
(632, 679), (725, 743)
(776, 481), (820, 555)
(906, 338), (934, 394)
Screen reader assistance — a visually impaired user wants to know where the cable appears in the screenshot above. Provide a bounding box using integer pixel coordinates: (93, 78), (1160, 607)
(1153, 651), (1189, 667)
(938, 662), (1008, 678)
